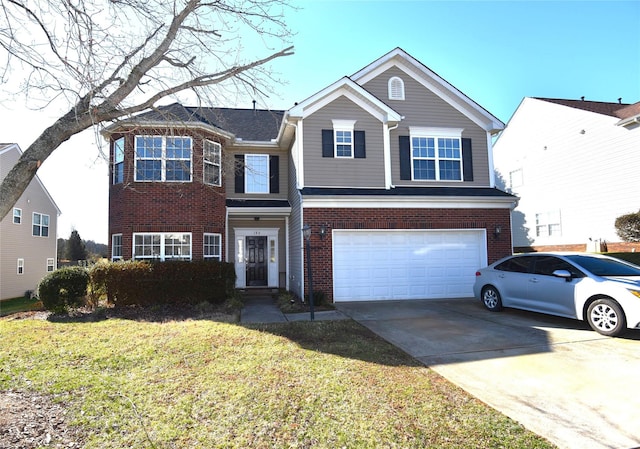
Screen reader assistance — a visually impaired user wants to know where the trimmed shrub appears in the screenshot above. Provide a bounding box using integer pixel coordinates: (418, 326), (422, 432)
(89, 260), (237, 307)
(615, 211), (640, 242)
(38, 266), (89, 314)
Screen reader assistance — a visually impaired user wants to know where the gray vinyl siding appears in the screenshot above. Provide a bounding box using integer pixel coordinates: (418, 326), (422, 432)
(287, 148), (303, 298)
(1, 147), (58, 300)
(225, 146), (289, 199)
(362, 67), (491, 187)
(302, 96), (385, 188)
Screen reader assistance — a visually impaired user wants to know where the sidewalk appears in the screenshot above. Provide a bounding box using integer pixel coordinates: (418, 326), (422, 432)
(240, 295), (348, 324)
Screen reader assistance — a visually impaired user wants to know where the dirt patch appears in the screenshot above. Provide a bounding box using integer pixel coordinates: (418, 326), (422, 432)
(0, 390), (87, 449)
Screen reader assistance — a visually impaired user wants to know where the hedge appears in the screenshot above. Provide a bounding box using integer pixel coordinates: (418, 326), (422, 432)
(90, 260), (237, 307)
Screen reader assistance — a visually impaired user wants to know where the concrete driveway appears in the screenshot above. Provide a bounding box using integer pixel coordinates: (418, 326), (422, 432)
(335, 298), (640, 449)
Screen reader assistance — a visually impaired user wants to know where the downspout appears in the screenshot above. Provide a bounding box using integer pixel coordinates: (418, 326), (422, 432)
(386, 122), (399, 189)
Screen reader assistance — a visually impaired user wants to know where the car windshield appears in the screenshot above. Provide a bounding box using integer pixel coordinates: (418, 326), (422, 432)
(565, 255), (640, 277)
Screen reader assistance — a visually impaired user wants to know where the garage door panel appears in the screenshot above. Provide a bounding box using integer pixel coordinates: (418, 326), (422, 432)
(333, 230), (486, 302)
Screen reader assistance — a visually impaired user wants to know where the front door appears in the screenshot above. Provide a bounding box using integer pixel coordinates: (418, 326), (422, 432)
(246, 236), (268, 286)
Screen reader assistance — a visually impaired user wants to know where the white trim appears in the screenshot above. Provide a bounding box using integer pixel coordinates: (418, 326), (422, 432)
(388, 76), (405, 101)
(233, 228), (279, 288)
(351, 49), (504, 133)
(203, 139), (222, 187)
(203, 233), (222, 260)
(132, 232), (192, 261)
(111, 233), (123, 261)
(12, 207), (22, 225)
(134, 135), (193, 183)
(409, 127), (463, 138)
(303, 196), (516, 210)
(289, 77), (403, 123)
(226, 207), (291, 216)
(244, 153), (270, 194)
(17, 258), (24, 275)
(383, 123), (392, 189)
(332, 120), (356, 159)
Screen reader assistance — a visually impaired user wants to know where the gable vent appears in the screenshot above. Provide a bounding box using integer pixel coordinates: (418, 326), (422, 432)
(388, 76), (405, 101)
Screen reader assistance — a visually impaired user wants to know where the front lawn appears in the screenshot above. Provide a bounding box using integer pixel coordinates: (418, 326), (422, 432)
(0, 296), (41, 317)
(0, 313), (554, 448)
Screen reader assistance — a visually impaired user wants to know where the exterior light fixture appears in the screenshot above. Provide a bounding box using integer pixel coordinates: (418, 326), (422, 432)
(319, 224), (328, 240)
(302, 224), (315, 320)
(494, 225), (502, 239)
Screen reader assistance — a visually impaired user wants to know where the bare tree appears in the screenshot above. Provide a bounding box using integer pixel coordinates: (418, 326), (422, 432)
(0, 0), (294, 221)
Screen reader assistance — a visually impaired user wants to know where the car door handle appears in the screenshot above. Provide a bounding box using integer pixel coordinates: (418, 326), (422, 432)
(529, 277), (539, 283)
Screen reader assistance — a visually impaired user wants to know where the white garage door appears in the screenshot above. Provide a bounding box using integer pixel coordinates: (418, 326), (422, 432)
(333, 229), (486, 302)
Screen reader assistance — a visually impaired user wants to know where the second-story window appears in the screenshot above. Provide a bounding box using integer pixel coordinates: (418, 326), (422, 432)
(13, 208), (21, 224)
(245, 154), (269, 193)
(32, 212), (49, 237)
(134, 136), (192, 182)
(113, 137), (124, 184)
(410, 128), (463, 181)
(203, 140), (222, 186)
(332, 119), (357, 158)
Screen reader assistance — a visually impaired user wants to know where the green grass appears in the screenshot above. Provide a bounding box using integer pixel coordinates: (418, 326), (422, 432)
(0, 315), (555, 448)
(0, 296), (41, 317)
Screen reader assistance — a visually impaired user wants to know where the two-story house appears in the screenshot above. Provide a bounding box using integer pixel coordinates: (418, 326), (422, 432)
(104, 48), (516, 302)
(0, 143), (60, 301)
(493, 97), (640, 253)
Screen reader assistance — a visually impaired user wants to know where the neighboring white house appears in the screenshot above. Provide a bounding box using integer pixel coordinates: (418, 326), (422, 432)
(0, 143), (60, 300)
(493, 97), (640, 252)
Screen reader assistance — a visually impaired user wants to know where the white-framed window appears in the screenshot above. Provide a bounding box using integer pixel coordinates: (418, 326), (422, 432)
(332, 119), (356, 158)
(134, 136), (192, 182)
(204, 140), (222, 186)
(113, 137), (125, 184)
(133, 233), (192, 261)
(509, 168), (523, 190)
(17, 258), (24, 275)
(13, 208), (21, 224)
(32, 212), (50, 237)
(388, 76), (405, 100)
(410, 127), (463, 181)
(536, 211), (562, 237)
(203, 233), (222, 260)
(47, 258), (55, 272)
(245, 154), (269, 194)
(112, 234), (123, 261)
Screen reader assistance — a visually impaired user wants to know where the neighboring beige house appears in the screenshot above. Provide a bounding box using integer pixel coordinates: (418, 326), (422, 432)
(0, 143), (60, 301)
(493, 97), (640, 252)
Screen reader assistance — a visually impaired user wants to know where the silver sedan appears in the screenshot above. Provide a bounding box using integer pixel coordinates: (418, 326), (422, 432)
(473, 253), (640, 336)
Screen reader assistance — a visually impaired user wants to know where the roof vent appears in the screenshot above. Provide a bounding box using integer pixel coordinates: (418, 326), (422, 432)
(618, 97), (622, 104)
(252, 100), (256, 112)
(581, 96), (585, 101)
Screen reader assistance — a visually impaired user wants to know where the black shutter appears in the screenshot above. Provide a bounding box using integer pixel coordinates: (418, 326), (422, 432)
(354, 131), (366, 158)
(322, 129), (334, 157)
(234, 154), (244, 193)
(462, 138), (473, 182)
(269, 155), (279, 193)
(399, 135), (411, 180)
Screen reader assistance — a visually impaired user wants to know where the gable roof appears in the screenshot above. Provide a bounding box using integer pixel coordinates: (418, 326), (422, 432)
(287, 76), (403, 123)
(535, 98), (631, 118)
(104, 103), (285, 142)
(0, 143), (61, 215)
(351, 47), (505, 134)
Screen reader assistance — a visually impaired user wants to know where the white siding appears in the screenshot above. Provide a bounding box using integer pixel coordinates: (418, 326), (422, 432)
(493, 98), (640, 247)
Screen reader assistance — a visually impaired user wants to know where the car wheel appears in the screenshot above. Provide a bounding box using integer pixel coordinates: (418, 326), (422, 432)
(587, 298), (627, 337)
(481, 286), (503, 312)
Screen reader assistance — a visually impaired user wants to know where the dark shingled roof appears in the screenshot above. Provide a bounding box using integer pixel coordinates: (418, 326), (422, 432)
(614, 101), (640, 120)
(300, 187), (516, 198)
(536, 98), (632, 118)
(130, 103), (285, 141)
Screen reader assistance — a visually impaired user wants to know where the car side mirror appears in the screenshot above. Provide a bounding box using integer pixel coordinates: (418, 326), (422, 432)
(552, 269), (573, 281)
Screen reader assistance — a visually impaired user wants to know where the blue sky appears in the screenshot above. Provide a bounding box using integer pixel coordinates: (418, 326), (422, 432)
(2, 1), (639, 243)
(274, 0), (640, 123)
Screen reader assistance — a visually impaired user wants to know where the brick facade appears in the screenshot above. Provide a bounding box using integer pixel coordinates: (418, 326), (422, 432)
(108, 130), (227, 260)
(301, 207), (512, 301)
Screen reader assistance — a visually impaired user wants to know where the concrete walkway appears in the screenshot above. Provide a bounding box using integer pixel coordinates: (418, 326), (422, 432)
(240, 295), (348, 323)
